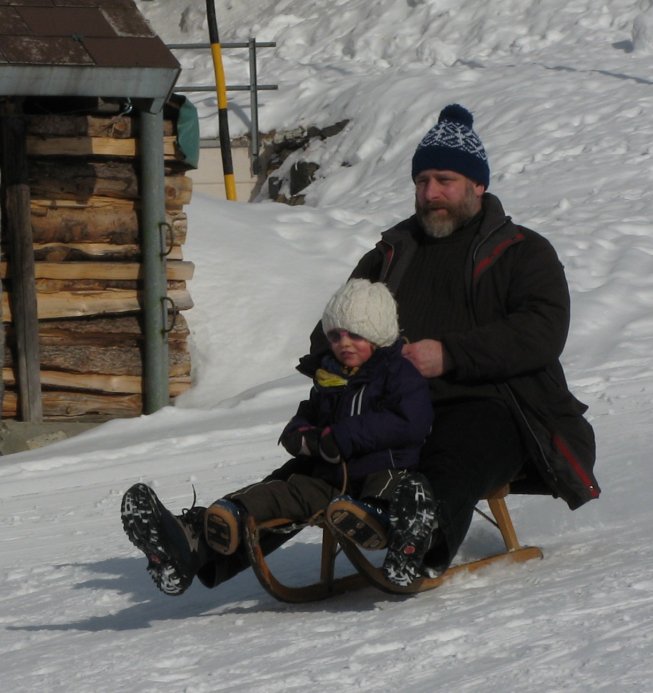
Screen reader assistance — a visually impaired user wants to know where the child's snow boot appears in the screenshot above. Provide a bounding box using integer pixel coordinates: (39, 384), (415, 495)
(121, 483), (208, 596)
(382, 473), (437, 587)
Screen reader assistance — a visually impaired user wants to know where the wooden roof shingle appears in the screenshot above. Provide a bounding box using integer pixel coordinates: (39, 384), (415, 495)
(0, 1), (180, 111)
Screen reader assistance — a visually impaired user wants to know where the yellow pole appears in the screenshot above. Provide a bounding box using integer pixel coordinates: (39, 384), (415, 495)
(206, 1), (237, 200)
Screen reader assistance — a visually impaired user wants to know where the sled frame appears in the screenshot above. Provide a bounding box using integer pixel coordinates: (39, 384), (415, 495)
(244, 515), (368, 602)
(243, 485), (543, 603)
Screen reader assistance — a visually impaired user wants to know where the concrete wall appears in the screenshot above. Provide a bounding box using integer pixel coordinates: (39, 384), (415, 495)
(187, 145), (259, 201)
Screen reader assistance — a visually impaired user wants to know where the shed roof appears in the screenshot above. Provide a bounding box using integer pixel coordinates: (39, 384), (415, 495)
(0, 1), (180, 112)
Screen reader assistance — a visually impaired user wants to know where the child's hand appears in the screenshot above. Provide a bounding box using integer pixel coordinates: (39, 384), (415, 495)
(280, 426), (320, 457)
(318, 428), (342, 464)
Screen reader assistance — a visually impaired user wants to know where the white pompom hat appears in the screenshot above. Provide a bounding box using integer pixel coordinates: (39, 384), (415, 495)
(322, 279), (399, 348)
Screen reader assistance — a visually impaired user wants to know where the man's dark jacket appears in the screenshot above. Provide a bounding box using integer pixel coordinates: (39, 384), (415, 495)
(310, 193), (599, 510)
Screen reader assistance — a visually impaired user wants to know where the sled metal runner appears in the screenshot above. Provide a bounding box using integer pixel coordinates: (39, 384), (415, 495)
(244, 485), (543, 603)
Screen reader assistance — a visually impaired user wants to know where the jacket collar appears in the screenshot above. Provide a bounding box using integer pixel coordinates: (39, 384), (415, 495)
(297, 339), (403, 380)
(381, 192), (509, 245)
(378, 193), (522, 287)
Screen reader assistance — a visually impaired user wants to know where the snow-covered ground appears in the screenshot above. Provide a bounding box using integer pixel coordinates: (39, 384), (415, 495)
(2, 1), (653, 690)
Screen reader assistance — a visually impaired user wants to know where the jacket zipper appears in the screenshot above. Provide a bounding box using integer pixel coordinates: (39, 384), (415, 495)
(350, 385), (366, 416)
(504, 384), (558, 483)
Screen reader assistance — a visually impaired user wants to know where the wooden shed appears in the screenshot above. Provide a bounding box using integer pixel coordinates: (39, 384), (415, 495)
(0, 0), (197, 422)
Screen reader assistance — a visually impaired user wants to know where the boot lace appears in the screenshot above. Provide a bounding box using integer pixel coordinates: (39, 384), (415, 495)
(179, 486), (206, 538)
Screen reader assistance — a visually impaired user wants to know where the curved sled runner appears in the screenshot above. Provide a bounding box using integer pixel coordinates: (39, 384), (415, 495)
(244, 516), (368, 602)
(244, 485), (543, 603)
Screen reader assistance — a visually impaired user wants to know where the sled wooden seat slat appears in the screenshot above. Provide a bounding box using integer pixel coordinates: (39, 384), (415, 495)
(244, 484), (543, 602)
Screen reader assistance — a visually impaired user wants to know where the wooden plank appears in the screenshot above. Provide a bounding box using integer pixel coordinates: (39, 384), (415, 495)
(29, 160), (140, 200)
(27, 113), (136, 138)
(28, 160), (192, 206)
(4, 342), (190, 378)
(2, 389), (143, 420)
(1, 288), (193, 321)
(26, 113), (174, 139)
(1, 99), (42, 422)
(31, 203), (141, 244)
(29, 243), (184, 262)
(1, 260), (194, 281)
(28, 313), (190, 343)
(31, 196), (137, 210)
(3, 368), (191, 396)
(30, 278), (185, 294)
(26, 135), (179, 159)
(164, 174), (193, 208)
(29, 202), (188, 245)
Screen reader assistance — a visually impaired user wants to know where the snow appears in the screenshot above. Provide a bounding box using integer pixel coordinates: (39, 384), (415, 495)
(2, 0), (653, 690)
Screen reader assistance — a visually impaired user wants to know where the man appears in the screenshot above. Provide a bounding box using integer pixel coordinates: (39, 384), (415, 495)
(315, 104), (600, 586)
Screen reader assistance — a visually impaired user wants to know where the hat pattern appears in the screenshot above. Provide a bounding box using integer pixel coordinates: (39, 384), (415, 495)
(411, 104), (489, 187)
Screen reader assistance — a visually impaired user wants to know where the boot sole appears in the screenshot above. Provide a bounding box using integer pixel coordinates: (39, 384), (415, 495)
(326, 499), (388, 550)
(205, 504), (240, 555)
(121, 483), (189, 595)
(383, 476), (437, 587)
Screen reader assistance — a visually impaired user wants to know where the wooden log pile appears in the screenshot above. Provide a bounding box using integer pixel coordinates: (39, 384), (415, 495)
(1, 106), (196, 421)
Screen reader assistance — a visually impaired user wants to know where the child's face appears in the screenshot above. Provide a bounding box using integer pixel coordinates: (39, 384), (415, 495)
(326, 329), (374, 368)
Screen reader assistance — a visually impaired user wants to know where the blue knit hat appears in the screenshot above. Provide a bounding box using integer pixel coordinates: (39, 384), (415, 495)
(411, 104), (489, 187)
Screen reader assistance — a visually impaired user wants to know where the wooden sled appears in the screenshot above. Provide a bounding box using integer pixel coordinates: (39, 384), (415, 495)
(243, 485), (543, 603)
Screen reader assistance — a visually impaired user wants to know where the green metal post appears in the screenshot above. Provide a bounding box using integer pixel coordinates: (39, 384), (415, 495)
(139, 108), (169, 413)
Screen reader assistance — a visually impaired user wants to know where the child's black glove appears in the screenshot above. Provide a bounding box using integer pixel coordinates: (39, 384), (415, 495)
(279, 426), (321, 457)
(318, 427), (342, 464)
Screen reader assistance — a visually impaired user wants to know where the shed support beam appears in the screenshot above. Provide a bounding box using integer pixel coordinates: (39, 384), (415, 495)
(1, 98), (42, 422)
(139, 108), (169, 413)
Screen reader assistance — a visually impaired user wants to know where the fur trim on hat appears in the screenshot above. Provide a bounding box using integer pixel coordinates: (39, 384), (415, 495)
(322, 279), (399, 348)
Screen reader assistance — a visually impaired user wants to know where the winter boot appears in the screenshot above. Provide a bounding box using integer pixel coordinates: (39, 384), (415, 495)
(382, 473), (437, 587)
(326, 495), (389, 550)
(204, 499), (245, 555)
(121, 483), (208, 596)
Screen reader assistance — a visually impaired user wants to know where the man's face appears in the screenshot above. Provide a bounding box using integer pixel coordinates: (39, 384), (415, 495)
(414, 169), (484, 238)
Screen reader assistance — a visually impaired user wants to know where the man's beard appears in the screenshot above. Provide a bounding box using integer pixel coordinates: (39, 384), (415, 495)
(416, 185), (481, 238)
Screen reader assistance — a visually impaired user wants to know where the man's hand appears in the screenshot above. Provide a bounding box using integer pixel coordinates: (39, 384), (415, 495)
(402, 339), (451, 378)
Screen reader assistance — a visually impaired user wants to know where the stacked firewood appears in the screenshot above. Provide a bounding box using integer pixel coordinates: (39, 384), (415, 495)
(1, 107), (195, 421)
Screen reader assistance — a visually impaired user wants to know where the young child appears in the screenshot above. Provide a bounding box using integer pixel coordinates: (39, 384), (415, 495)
(203, 278), (433, 556)
(121, 279), (432, 596)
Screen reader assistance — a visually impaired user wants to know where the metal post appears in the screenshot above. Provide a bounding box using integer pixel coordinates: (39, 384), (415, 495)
(165, 39), (277, 177)
(139, 108), (169, 413)
(248, 37), (260, 175)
